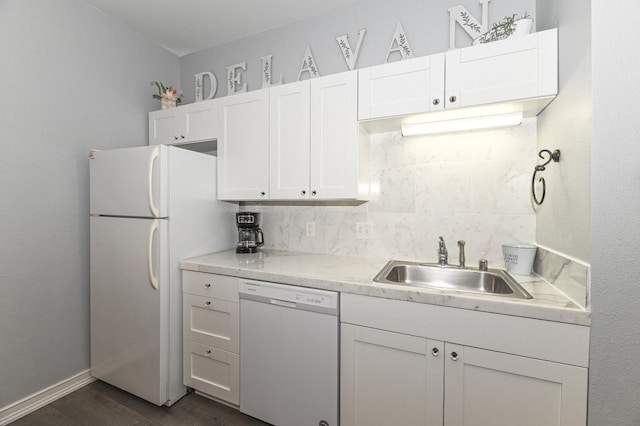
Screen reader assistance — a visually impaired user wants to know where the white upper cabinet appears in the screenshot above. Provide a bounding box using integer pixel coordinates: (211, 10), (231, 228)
(311, 71), (369, 200)
(358, 29), (558, 125)
(149, 99), (218, 145)
(217, 89), (270, 201)
(219, 71), (369, 202)
(445, 28), (558, 110)
(358, 54), (445, 120)
(269, 80), (311, 200)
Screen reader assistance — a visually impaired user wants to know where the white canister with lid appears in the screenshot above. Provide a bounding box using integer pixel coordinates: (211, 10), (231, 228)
(502, 243), (537, 275)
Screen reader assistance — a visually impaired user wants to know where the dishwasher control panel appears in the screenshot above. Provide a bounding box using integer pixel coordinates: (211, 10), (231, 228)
(239, 280), (339, 312)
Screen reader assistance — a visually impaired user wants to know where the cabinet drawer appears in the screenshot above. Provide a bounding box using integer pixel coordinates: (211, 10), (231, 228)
(184, 341), (239, 406)
(183, 271), (239, 301)
(183, 293), (239, 353)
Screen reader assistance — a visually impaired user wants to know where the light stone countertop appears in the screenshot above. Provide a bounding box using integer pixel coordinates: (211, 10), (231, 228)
(180, 249), (591, 326)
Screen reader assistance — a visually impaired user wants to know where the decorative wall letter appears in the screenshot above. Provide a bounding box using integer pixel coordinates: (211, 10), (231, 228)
(297, 46), (321, 80)
(385, 23), (414, 63)
(194, 72), (217, 101)
(260, 55), (283, 89)
(336, 28), (367, 70)
(448, 0), (490, 49)
(226, 62), (248, 94)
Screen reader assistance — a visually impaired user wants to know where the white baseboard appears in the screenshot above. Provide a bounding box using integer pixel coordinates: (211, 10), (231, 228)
(0, 369), (95, 425)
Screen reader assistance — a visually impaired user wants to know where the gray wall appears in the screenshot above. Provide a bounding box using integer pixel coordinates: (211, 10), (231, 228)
(0, 0), (179, 407)
(535, 0), (591, 263)
(589, 1), (640, 423)
(180, 0), (534, 103)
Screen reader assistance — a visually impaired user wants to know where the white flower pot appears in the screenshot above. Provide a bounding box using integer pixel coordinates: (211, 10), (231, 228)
(161, 98), (176, 109)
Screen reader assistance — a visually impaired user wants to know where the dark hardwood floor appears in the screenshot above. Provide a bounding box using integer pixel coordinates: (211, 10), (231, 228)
(12, 380), (268, 425)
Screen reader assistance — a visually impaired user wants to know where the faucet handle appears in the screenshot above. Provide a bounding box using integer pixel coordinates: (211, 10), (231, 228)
(479, 259), (488, 271)
(438, 236), (446, 249)
(457, 240), (466, 268)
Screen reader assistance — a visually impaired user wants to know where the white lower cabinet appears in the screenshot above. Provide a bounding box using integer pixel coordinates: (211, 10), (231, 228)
(340, 294), (589, 426)
(341, 324), (444, 426)
(443, 343), (588, 426)
(182, 271), (240, 405)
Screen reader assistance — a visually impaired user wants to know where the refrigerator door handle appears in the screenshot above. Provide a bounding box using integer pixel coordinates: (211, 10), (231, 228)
(147, 146), (160, 218)
(147, 220), (159, 290)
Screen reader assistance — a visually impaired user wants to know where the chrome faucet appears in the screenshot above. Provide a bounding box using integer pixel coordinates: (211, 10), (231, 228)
(438, 236), (448, 266)
(457, 240), (466, 268)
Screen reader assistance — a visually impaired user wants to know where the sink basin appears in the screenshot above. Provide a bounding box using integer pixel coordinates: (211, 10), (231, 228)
(373, 260), (532, 299)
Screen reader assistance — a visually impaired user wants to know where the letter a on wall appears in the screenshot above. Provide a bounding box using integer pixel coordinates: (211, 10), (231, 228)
(297, 46), (321, 80)
(385, 22), (414, 63)
(336, 28), (367, 70)
(448, 0), (490, 49)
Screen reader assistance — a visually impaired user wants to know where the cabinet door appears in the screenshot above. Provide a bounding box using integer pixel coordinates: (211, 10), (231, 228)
(444, 343), (587, 426)
(341, 324), (444, 426)
(181, 99), (218, 142)
(183, 341), (239, 405)
(149, 108), (181, 145)
(358, 54), (445, 120)
(310, 71), (361, 200)
(183, 293), (239, 353)
(445, 29), (558, 110)
(269, 80), (311, 199)
(217, 89), (269, 200)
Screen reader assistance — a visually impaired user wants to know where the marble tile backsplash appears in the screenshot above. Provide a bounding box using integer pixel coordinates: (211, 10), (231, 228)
(243, 118), (538, 267)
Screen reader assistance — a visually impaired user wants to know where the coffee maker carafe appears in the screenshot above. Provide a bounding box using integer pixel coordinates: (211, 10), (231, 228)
(236, 212), (264, 253)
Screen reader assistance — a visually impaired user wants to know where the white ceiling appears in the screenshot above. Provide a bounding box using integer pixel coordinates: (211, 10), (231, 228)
(85, 0), (362, 57)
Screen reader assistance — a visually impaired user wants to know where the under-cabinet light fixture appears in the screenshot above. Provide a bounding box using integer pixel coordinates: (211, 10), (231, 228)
(400, 112), (524, 137)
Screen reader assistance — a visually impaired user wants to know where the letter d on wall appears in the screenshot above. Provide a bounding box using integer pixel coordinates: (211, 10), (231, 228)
(194, 72), (217, 102)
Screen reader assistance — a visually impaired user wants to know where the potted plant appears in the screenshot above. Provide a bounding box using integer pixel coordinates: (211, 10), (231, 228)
(472, 12), (533, 45)
(150, 81), (182, 109)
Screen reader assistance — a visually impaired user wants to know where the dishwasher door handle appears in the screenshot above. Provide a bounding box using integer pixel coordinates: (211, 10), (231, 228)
(270, 298), (297, 309)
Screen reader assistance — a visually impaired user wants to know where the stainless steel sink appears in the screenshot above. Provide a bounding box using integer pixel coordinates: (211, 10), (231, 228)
(373, 260), (532, 299)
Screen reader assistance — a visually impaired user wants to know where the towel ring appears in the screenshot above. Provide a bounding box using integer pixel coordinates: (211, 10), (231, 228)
(531, 149), (560, 205)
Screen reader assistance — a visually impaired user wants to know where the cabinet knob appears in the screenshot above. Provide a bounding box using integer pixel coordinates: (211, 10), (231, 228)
(449, 95), (457, 103)
(311, 190), (317, 196)
(204, 301), (211, 307)
(260, 191), (266, 197)
(173, 136), (179, 140)
(204, 283), (211, 289)
(450, 351), (459, 361)
(180, 135), (185, 139)
(204, 350), (211, 357)
(301, 190), (306, 196)
(433, 98), (440, 106)
(431, 347), (440, 357)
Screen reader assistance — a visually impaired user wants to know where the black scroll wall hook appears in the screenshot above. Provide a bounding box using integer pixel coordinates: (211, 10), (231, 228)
(531, 149), (561, 205)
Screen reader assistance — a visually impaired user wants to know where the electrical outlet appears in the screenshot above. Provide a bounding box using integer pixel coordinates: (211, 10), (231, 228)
(356, 222), (372, 240)
(306, 221), (315, 237)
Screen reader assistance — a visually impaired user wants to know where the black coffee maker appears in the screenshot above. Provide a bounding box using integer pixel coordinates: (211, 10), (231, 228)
(235, 212), (264, 253)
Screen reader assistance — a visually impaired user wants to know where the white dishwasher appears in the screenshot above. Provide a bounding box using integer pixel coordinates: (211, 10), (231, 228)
(239, 280), (339, 426)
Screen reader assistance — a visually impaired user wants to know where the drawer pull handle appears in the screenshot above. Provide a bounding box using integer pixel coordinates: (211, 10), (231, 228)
(204, 350), (211, 357)
(204, 283), (211, 289)
(204, 301), (211, 307)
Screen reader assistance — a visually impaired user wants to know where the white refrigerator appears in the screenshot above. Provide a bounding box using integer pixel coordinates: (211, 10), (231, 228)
(89, 145), (236, 406)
